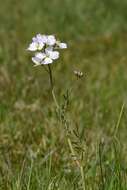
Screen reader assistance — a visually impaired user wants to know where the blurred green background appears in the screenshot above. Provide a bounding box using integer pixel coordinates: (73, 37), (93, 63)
(0, 0), (127, 189)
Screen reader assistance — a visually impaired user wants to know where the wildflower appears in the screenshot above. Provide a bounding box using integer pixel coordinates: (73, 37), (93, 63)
(27, 34), (45, 51)
(42, 48), (59, 65)
(27, 34), (67, 66)
(32, 52), (46, 66)
(46, 35), (56, 46)
(32, 47), (59, 66)
(58, 42), (67, 49)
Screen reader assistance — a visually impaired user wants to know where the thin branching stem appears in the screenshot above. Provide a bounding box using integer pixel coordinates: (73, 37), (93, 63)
(47, 64), (85, 190)
(68, 138), (86, 190)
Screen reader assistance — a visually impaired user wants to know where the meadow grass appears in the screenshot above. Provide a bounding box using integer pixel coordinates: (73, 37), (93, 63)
(0, 0), (127, 189)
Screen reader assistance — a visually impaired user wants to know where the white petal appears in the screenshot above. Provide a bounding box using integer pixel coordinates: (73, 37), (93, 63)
(47, 35), (56, 46)
(59, 42), (67, 49)
(45, 47), (53, 54)
(35, 52), (46, 60)
(41, 35), (48, 43)
(36, 34), (44, 42)
(32, 34), (45, 50)
(32, 37), (37, 42)
(27, 42), (37, 51)
(33, 34), (42, 43)
(36, 34), (48, 44)
(49, 51), (59, 60)
(37, 42), (44, 50)
(42, 57), (53, 65)
(36, 34), (42, 39)
(32, 57), (41, 66)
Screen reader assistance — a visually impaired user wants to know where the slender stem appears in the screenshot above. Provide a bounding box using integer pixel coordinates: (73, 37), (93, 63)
(52, 89), (59, 109)
(48, 64), (59, 109)
(80, 166), (86, 190)
(47, 64), (85, 190)
(67, 138), (85, 190)
(98, 142), (105, 189)
(48, 64), (53, 90)
(67, 138), (80, 167)
(27, 159), (33, 190)
(114, 103), (125, 137)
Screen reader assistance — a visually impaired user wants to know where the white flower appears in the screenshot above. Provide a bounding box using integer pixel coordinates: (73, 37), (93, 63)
(32, 57), (41, 66)
(27, 41), (44, 51)
(41, 48), (59, 65)
(35, 52), (46, 60)
(58, 42), (67, 49)
(27, 33), (67, 66)
(27, 42), (37, 51)
(46, 35), (56, 46)
(27, 34), (45, 51)
(45, 47), (59, 60)
(33, 34), (47, 44)
(32, 48), (59, 65)
(32, 52), (46, 66)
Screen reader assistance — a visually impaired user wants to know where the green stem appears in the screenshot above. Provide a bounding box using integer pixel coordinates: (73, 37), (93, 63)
(48, 64), (53, 90)
(98, 142), (105, 189)
(47, 64), (85, 190)
(27, 159), (33, 190)
(67, 138), (85, 190)
(48, 64), (59, 109)
(52, 89), (59, 109)
(114, 103), (125, 137)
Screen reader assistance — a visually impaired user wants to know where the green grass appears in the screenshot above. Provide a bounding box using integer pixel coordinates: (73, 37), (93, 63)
(0, 0), (127, 189)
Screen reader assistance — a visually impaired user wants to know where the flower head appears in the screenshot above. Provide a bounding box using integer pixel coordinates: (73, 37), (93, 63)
(57, 42), (67, 49)
(27, 34), (46, 51)
(27, 34), (67, 66)
(32, 48), (60, 66)
(46, 35), (56, 46)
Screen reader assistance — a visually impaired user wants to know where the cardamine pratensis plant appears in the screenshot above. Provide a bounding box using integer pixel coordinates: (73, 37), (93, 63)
(27, 34), (85, 190)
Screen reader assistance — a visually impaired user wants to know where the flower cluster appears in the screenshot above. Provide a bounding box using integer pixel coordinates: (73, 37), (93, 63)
(27, 34), (67, 66)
